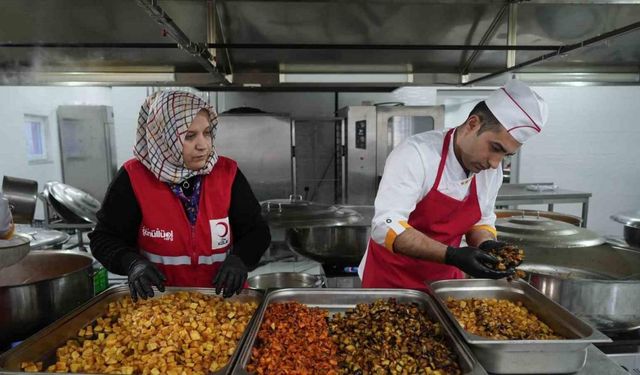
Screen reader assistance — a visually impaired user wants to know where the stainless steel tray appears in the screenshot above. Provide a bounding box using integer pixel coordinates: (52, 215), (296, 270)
(429, 279), (611, 374)
(231, 288), (487, 375)
(0, 285), (264, 375)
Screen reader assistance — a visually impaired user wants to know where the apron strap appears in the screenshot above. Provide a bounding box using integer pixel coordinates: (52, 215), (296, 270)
(433, 129), (454, 190)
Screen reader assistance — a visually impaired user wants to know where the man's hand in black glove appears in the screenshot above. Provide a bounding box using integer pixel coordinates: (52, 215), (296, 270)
(213, 253), (248, 298)
(127, 257), (166, 302)
(478, 239), (507, 252)
(444, 246), (514, 279)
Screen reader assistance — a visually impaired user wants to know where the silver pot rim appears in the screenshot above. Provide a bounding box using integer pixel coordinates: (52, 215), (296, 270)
(611, 210), (640, 228)
(0, 250), (94, 288)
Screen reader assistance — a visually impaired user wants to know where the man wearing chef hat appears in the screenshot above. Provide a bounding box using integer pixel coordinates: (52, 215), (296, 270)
(360, 79), (548, 288)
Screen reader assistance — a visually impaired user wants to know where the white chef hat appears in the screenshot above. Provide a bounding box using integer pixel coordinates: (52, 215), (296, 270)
(485, 79), (548, 143)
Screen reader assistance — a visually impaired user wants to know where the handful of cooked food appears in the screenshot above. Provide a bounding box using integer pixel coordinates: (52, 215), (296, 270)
(446, 297), (564, 340)
(487, 244), (524, 271)
(484, 243), (526, 280)
(21, 292), (257, 374)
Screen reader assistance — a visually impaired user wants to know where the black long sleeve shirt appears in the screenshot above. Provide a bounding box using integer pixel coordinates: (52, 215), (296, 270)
(89, 166), (270, 275)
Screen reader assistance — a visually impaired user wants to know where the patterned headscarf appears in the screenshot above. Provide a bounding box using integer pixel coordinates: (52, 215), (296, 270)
(134, 90), (218, 184)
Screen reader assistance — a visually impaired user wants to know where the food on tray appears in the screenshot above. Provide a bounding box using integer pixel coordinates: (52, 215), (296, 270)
(446, 297), (564, 340)
(21, 292), (257, 374)
(329, 299), (461, 375)
(247, 302), (339, 375)
(484, 243), (526, 281)
(487, 244), (524, 271)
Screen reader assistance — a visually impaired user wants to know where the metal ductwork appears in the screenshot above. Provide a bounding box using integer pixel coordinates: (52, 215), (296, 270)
(1, 0), (640, 88)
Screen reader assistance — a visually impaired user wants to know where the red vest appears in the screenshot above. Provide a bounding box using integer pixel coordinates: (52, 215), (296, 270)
(361, 129), (482, 289)
(124, 157), (237, 287)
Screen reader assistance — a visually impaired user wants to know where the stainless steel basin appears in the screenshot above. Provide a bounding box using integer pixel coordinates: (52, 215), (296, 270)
(285, 205), (372, 266)
(520, 244), (640, 334)
(0, 251), (94, 347)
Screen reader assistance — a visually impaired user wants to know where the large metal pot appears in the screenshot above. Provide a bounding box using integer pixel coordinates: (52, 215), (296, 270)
(624, 225), (640, 248)
(519, 244), (640, 334)
(285, 205), (372, 266)
(0, 251), (94, 347)
(611, 209), (640, 248)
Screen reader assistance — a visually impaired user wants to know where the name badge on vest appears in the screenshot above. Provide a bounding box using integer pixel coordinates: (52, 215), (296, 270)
(210, 217), (231, 250)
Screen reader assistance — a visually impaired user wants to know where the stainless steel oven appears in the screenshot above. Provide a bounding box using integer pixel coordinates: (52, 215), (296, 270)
(338, 105), (444, 205)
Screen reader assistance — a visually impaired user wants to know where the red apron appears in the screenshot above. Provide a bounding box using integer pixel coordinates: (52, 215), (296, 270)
(361, 129), (482, 289)
(125, 157), (236, 287)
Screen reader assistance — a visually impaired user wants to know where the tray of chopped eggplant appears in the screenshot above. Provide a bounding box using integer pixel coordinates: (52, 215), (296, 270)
(232, 288), (487, 375)
(429, 279), (611, 374)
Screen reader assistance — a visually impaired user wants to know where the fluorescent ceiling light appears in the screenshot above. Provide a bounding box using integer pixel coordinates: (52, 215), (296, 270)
(6, 72), (176, 85)
(514, 72), (639, 84)
(279, 73), (413, 84)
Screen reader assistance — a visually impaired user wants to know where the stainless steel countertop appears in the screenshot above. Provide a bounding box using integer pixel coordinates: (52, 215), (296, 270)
(497, 183), (591, 201)
(572, 345), (627, 375)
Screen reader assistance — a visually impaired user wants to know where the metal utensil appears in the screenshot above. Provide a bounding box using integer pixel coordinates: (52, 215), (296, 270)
(2, 176), (38, 224)
(0, 233), (30, 269)
(247, 272), (324, 290)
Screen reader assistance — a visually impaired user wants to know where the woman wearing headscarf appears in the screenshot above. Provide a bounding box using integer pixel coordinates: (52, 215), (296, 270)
(90, 91), (270, 301)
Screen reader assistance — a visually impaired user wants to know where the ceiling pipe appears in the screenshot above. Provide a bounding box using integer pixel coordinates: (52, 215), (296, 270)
(0, 42), (560, 51)
(213, 0), (234, 76)
(463, 20), (640, 86)
(136, 0), (229, 84)
(460, 2), (510, 76)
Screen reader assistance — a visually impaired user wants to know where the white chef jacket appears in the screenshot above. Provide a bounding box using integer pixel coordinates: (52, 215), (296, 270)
(371, 129), (503, 250)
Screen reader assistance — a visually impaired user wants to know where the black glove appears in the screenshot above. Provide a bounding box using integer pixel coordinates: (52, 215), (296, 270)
(127, 257), (166, 302)
(213, 253), (248, 298)
(478, 240), (507, 252)
(444, 246), (514, 279)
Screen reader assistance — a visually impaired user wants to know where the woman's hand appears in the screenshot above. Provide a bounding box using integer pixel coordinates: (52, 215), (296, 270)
(127, 258), (166, 302)
(213, 254), (248, 298)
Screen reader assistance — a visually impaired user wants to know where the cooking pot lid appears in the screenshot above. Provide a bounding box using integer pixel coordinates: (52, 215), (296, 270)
(44, 182), (100, 223)
(496, 215), (604, 248)
(611, 210), (640, 227)
(261, 196), (361, 227)
(15, 224), (71, 249)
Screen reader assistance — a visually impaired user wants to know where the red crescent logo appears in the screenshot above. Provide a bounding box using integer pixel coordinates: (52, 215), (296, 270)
(216, 222), (229, 237)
